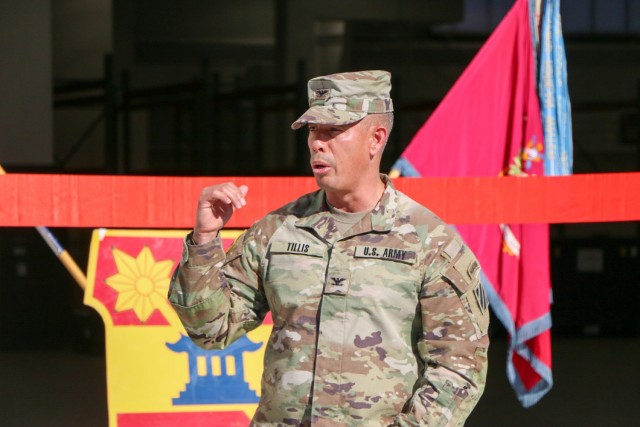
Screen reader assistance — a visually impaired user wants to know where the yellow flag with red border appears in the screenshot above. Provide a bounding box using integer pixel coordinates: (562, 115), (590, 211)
(84, 229), (272, 426)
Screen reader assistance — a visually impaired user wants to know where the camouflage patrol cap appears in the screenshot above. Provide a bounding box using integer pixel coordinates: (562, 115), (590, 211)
(291, 70), (393, 130)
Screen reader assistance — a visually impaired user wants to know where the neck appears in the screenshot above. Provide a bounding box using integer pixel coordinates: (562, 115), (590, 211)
(325, 175), (385, 213)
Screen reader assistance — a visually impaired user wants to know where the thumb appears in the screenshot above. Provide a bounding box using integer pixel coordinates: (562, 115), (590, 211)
(239, 185), (249, 198)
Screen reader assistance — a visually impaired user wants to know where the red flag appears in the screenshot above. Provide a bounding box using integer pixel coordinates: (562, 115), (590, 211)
(392, 0), (552, 406)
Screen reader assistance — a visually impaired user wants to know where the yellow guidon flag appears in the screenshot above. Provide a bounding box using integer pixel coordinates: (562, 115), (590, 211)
(84, 228), (271, 427)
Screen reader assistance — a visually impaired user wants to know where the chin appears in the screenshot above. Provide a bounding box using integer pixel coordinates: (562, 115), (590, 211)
(313, 174), (335, 190)
(313, 175), (328, 188)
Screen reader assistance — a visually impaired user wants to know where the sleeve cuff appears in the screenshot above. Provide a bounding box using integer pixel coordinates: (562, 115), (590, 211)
(182, 231), (226, 267)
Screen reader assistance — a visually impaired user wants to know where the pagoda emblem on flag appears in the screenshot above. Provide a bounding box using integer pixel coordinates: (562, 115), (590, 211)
(167, 334), (262, 405)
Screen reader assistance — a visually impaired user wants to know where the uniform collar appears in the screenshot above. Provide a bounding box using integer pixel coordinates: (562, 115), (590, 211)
(295, 174), (398, 242)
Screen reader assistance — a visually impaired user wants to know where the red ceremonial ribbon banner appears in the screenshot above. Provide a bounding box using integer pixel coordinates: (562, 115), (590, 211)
(1, 173), (639, 228)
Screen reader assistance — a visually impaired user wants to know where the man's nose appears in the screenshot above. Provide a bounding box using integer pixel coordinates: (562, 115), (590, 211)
(309, 134), (328, 152)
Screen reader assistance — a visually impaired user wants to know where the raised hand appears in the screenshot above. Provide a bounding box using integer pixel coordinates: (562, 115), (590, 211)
(193, 183), (248, 244)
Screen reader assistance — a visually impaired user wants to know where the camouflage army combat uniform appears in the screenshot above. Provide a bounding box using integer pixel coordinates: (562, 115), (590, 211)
(169, 175), (489, 426)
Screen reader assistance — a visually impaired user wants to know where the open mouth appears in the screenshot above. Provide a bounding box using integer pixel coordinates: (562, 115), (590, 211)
(311, 161), (331, 174)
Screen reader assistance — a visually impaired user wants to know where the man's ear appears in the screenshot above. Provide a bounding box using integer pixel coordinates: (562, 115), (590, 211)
(369, 125), (387, 159)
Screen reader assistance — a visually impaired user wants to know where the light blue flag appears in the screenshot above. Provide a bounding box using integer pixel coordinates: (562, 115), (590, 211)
(537, 0), (573, 176)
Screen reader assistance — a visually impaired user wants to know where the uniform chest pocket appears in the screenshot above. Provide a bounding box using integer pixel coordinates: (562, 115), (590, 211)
(265, 241), (327, 312)
(349, 246), (422, 316)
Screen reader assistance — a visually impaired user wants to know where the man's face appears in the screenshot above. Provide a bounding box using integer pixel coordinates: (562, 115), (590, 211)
(307, 118), (374, 194)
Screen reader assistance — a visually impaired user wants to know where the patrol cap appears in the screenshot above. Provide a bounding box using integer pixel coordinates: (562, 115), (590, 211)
(291, 70), (394, 130)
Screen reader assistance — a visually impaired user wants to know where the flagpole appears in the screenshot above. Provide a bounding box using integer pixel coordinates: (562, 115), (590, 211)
(0, 165), (87, 290)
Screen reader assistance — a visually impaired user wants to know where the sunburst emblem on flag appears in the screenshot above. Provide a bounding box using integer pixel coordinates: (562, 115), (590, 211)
(105, 246), (174, 322)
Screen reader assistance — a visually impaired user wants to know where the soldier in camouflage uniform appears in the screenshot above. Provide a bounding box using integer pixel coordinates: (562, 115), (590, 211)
(169, 70), (489, 426)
